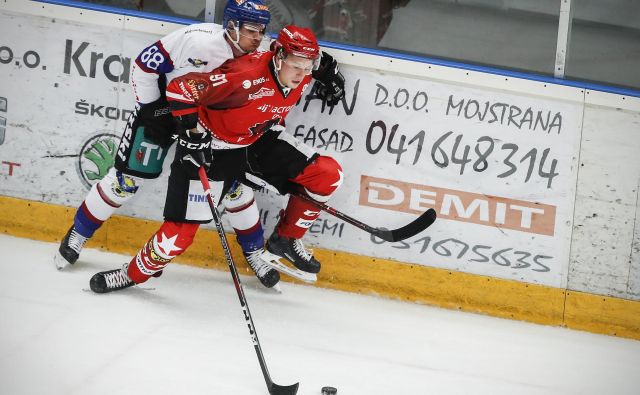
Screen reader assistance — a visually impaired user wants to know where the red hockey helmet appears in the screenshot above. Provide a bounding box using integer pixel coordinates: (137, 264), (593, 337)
(274, 25), (320, 61)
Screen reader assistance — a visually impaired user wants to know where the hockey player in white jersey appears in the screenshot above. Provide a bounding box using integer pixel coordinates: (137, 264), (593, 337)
(55, 0), (281, 288)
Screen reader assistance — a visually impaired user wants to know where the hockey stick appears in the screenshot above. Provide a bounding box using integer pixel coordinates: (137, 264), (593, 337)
(293, 191), (437, 242)
(198, 167), (299, 395)
(243, 176), (437, 242)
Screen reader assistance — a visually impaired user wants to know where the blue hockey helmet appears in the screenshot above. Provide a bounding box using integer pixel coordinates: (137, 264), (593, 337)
(223, 0), (271, 30)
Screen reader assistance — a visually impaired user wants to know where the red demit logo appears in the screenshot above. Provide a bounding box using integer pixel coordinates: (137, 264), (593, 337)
(359, 175), (556, 236)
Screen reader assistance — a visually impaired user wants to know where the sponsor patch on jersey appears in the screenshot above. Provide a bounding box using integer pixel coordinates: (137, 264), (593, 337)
(188, 58), (208, 68)
(178, 81), (194, 100)
(182, 80), (202, 101)
(248, 87), (275, 100)
(243, 77), (267, 89)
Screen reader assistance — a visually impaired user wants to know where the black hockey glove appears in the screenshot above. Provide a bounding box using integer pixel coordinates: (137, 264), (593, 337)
(311, 51), (345, 106)
(174, 129), (212, 174)
(139, 97), (176, 147)
(172, 112), (199, 135)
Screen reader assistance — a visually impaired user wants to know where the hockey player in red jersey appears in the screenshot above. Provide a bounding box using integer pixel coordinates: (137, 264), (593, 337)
(55, 0), (288, 288)
(89, 25), (346, 293)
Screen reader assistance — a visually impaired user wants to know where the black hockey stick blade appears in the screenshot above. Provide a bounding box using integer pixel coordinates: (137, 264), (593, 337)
(269, 382), (299, 395)
(372, 208), (437, 242)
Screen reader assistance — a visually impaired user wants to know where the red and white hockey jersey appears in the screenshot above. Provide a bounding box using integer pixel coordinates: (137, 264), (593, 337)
(166, 51), (313, 148)
(131, 23), (234, 104)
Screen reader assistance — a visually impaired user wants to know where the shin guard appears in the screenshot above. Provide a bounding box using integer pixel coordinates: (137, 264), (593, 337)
(222, 182), (264, 252)
(75, 167), (144, 238)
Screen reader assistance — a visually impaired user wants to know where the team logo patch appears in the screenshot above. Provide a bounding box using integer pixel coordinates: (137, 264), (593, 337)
(188, 57), (209, 68)
(226, 183), (244, 200)
(77, 132), (119, 190)
(149, 247), (171, 263)
(111, 171), (138, 198)
(249, 87), (275, 100)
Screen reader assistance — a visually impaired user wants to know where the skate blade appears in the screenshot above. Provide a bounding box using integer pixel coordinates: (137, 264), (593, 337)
(53, 251), (71, 271)
(261, 251), (317, 283)
(82, 286), (155, 293)
(248, 280), (282, 294)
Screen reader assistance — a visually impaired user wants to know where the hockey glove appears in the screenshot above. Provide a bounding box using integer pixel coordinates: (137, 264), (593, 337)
(312, 51), (345, 106)
(174, 129), (213, 173)
(139, 97), (176, 147)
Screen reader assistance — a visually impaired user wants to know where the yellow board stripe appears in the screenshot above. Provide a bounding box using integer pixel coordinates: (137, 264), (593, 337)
(1, 196), (638, 340)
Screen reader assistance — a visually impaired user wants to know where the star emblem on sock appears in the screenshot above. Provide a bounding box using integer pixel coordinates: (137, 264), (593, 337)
(155, 232), (183, 256)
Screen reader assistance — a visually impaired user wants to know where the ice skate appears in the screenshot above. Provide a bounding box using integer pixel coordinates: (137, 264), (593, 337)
(244, 249), (280, 288)
(89, 264), (135, 293)
(266, 231), (320, 274)
(54, 226), (88, 270)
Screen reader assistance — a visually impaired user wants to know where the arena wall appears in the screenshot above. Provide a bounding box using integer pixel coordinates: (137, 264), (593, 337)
(1, 0), (639, 339)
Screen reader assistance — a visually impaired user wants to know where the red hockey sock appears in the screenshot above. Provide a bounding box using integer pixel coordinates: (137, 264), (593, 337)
(127, 221), (199, 283)
(276, 195), (321, 239)
(276, 156), (343, 239)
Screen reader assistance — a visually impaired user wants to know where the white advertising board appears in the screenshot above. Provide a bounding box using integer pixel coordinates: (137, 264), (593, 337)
(0, 9), (584, 289)
(271, 68), (584, 288)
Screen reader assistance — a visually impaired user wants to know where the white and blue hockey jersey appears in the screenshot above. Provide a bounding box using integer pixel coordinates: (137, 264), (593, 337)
(131, 23), (234, 104)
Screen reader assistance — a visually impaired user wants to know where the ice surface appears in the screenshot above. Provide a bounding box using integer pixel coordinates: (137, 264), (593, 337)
(1, 234), (638, 395)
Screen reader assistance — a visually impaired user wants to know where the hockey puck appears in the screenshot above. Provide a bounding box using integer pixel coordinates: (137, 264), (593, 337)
(321, 386), (337, 395)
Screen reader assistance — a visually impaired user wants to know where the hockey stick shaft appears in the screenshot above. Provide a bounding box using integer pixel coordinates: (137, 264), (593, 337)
(291, 190), (437, 242)
(198, 167), (299, 395)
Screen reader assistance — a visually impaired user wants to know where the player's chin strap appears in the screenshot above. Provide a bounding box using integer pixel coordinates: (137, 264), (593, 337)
(272, 53), (291, 95)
